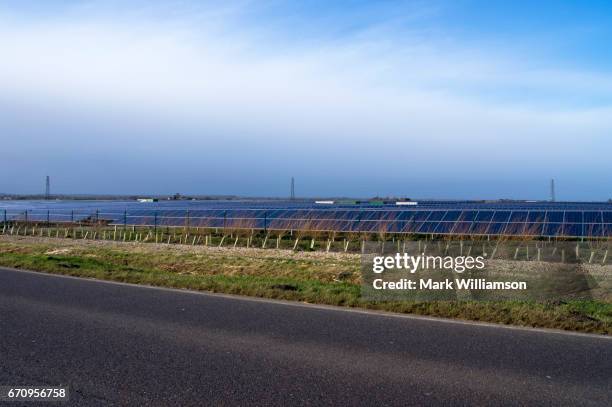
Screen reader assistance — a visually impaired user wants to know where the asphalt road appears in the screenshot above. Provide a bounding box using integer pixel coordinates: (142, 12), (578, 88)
(0, 267), (610, 406)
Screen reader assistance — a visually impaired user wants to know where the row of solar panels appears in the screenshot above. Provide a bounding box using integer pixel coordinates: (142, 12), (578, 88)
(4, 208), (612, 238)
(403, 203), (612, 210)
(121, 218), (611, 237)
(6, 208), (612, 222)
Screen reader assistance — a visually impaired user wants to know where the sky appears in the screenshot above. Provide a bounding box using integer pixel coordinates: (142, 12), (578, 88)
(1, 0), (611, 200)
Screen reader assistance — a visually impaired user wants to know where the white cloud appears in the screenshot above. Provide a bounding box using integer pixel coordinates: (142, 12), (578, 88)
(0, 1), (611, 196)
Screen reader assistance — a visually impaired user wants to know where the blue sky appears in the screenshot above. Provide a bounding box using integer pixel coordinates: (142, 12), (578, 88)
(1, 0), (611, 200)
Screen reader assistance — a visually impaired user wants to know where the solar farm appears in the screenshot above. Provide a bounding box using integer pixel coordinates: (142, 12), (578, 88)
(2, 200), (611, 239)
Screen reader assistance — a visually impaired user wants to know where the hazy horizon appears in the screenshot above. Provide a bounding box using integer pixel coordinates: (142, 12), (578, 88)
(2, 1), (611, 200)
(2, 183), (610, 203)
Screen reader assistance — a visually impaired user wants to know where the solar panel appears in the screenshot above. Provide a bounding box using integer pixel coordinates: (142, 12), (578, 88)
(412, 211), (432, 221)
(583, 211), (602, 223)
(418, 221), (439, 233)
(543, 223), (563, 236)
(402, 221), (419, 234)
(475, 211), (494, 222)
(470, 222), (491, 234)
(524, 222), (545, 236)
(565, 211), (581, 223)
(504, 222), (525, 235)
(546, 212), (564, 223)
(458, 210), (478, 221)
(584, 223), (603, 237)
(509, 211), (528, 222)
(562, 223), (582, 237)
(3, 201), (611, 239)
(426, 211), (446, 221)
(527, 211), (546, 222)
(442, 211), (461, 221)
(487, 222), (507, 235)
(492, 211), (511, 222)
(452, 221), (473, 234)
(434, 221), (454, 234)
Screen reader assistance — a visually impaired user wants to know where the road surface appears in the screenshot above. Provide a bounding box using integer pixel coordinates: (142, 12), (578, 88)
(0, 267), (610, 406)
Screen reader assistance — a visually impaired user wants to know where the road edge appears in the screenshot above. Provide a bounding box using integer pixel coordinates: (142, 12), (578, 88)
(2, 266), (610, 340)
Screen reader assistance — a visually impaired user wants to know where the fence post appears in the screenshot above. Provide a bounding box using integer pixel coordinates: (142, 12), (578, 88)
(25, 210), (28, 224)
(154, 212), (158, 234)
(95, 209), (99, 224)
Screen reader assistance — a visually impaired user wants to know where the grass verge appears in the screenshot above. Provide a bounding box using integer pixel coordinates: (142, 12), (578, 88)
(0, 236), (610, 334)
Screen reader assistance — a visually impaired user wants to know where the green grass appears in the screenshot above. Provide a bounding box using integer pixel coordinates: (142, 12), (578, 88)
(0, 238), (610, 334)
